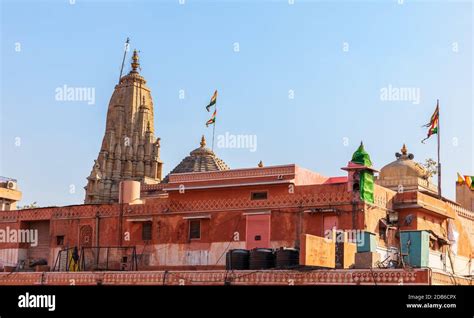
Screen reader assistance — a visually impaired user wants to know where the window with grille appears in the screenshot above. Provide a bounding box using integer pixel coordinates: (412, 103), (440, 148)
(189, 220), (201, 240)
(251, 191), (267, 200)
(142, 221), (152, 241)
(56, 235), (64, 246)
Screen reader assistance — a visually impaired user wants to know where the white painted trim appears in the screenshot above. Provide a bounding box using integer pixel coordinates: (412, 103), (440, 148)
(163, 180), (293, 191)
(243, 210), (271, 216)
(182, 215), (211, 220)
(126, 218), (153, 222)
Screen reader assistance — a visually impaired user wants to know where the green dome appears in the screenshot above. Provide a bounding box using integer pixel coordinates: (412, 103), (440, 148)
(351, 142), (373, 167)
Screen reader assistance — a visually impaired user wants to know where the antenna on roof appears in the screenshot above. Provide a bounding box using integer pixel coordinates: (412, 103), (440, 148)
(118, 37), (130, 83)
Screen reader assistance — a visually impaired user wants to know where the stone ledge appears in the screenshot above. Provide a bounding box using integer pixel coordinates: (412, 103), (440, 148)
(0, 268), (450, 286)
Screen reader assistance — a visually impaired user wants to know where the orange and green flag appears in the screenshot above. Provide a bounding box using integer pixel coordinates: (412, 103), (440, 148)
(464, 176), (474, 190)
(421, 103), (439, 143)
(206, 109), (216, 127)
(206, 90), (218, 112)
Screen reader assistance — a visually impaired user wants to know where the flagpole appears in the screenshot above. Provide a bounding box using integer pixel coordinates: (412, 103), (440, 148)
(212, 104), (217, 151)
(437, 99), (442, 199)
(119, 37), (130, 84)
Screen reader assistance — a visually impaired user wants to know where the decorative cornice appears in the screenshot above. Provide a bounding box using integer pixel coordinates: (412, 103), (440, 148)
(0, 269), (438, 286)
(168, 165), (296, 183)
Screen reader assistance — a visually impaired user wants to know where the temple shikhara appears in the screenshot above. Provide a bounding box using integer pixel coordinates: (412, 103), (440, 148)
(0, 51), (473, 286)
(84, 50), (163, 204)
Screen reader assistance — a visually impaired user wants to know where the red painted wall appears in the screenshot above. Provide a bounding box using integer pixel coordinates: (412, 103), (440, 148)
(246, 214), (271, 249)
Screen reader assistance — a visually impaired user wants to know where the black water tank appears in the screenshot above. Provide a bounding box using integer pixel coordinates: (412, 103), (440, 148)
(275, 248), (299, 269)
(225, 249), (250, 270)
(249, 248), (275, 270)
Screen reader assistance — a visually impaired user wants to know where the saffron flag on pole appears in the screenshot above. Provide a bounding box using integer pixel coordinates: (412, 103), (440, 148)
(464, 175), (474, 190)
(206, 90), (218, 112)
(421, 103), (439, 143)
(206, 109), (216, 127)
(457, 173), (465, 184)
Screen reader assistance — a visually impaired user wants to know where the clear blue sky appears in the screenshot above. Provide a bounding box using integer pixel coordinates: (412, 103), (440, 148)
(1, 0), (472, 207)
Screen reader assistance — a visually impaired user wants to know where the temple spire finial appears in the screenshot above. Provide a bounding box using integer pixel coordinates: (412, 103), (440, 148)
(131, 49), (140, 73)
(401, 144), (407, 155)
(200, 135), (206, 147)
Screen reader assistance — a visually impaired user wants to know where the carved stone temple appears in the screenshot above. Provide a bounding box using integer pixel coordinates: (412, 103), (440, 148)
(84, 50), (163, 204)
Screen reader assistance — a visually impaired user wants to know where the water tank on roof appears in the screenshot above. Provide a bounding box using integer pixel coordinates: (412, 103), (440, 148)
(225, 249), (250, 270)
(275, 248), (299, 269)
(249, 248), (275, 270)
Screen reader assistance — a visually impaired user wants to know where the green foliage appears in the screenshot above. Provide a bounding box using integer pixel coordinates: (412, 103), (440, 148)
(19, 201), (39, 210)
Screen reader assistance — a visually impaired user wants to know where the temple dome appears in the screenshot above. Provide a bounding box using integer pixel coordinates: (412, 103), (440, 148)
(161, 136), (230, 183)
(379, 144), (427, 180)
